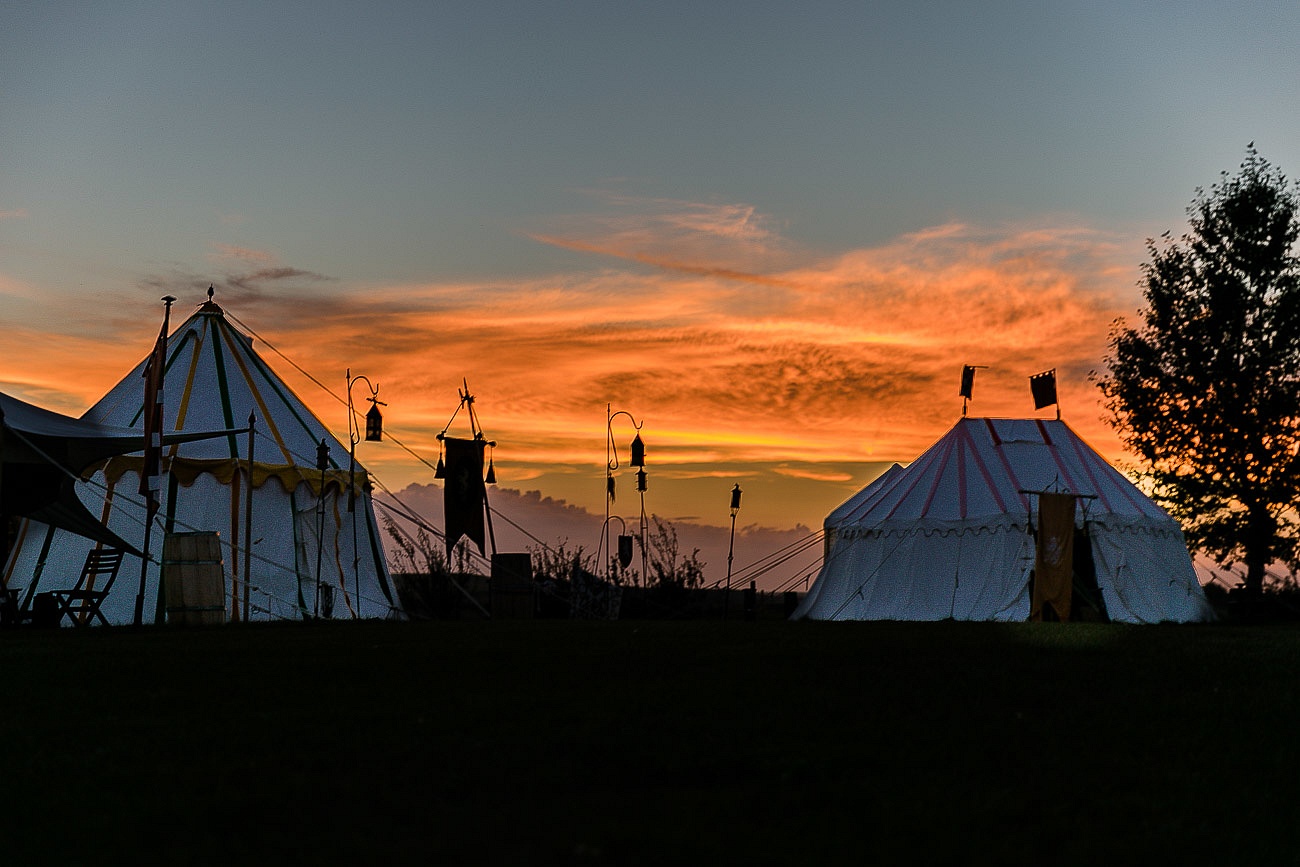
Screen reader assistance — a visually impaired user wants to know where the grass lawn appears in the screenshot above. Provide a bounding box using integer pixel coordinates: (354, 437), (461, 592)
(1, 619), (1298, 864)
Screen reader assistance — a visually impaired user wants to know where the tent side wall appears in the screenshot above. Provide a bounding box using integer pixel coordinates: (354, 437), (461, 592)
(794, 520), (1034, 621)
(4, 470), (395, 624)
(1089, 518), (1215, 624)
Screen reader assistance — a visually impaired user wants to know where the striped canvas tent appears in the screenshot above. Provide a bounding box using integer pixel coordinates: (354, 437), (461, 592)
(794, 418), (1214, 623)
(3, 293), (399, 623)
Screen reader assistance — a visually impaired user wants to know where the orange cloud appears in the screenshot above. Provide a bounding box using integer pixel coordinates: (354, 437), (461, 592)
(1, 199), (1145, 530)
(214, 216), (1136, 484)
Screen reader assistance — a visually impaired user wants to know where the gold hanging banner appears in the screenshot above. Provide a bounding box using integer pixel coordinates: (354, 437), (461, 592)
(1031, 492), (1075, 622)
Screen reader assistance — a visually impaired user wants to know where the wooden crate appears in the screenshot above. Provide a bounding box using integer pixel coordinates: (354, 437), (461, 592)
(162, 532), (227, 626)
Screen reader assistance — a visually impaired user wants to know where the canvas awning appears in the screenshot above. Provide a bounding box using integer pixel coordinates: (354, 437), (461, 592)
(1, 390), (241, 554)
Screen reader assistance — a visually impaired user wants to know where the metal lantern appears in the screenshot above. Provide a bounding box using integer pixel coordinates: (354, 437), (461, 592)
(364, 400), (383, 441)
(617, 534), (634, 569)
(636, 469), (647, 492)
(730, 483), (742, 515)
(630, 433), (645, 467)
(316, 439), (330, 472)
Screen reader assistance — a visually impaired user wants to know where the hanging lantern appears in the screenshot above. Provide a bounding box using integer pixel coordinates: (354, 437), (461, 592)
(434, 444), (446, 479)
(630, 433), (645, 467)
(485, 455), (497, 485)
(617, 534), (634, 569)
(315, 439), (330, 472)
(730, 483), (742, 515)
(636, 469), (647, 492)
(364, 400), (383, 441)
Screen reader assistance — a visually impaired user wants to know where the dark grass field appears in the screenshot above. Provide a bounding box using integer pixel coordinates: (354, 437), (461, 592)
(2, 619), (1299, 865)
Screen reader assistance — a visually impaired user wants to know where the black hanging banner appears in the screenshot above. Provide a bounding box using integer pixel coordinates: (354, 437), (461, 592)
(1030, 369), (1058, 411)
(443, 436), (487, 557)
(959, 365), (976, 400)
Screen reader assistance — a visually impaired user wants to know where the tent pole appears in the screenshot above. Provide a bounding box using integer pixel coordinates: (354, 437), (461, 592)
(0, 407), (6, 556)
(0, 407), (8, 585)
(482, 481), (498, 558)
(315, 462), (325, 619)
(243, 412), (255, 622)
(135, 517), (153, 627)
(464, 382), (497, 558)
(350, 446), (359, 617)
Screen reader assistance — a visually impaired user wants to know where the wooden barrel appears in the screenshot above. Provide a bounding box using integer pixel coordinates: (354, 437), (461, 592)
(162, 532), (227, 626)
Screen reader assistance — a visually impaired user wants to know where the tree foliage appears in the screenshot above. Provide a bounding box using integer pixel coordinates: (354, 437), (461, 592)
(1097, 146), (1300, 593)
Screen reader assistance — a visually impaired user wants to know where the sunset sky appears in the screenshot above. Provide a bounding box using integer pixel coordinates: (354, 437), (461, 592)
(5, 1), (1300, 543)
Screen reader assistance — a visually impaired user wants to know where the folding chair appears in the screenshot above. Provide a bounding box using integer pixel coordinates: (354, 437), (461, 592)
(47, 548), (125, 627)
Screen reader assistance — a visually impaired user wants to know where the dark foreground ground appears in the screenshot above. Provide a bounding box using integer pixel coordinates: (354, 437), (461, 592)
(1, 619), (1298, 865)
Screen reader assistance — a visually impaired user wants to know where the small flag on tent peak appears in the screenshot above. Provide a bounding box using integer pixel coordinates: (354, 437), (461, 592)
(959, 365), (986, 417)
(959, 365), (976, 400)
(1030, 369), (1058, 412)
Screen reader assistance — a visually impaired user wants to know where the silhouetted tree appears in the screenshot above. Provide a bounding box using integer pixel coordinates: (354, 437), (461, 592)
(1097, 145), (1300, 594)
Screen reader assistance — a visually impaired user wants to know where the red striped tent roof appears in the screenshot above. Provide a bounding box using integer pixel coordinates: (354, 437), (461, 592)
(827, 418), (1167, 530)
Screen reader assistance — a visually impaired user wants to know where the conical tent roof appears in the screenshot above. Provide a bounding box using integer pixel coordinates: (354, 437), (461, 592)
(87, 296), (350, 470)
(796, 417), (1214, 623)
(3, 294), (398, 624)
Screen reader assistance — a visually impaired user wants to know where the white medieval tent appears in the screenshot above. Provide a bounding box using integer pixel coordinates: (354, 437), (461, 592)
(793, 417), (1214, 623)
(2, 292), (399, 624)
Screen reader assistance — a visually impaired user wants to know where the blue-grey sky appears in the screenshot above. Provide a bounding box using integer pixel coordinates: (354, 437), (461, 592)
(4, 1), (1300, 530)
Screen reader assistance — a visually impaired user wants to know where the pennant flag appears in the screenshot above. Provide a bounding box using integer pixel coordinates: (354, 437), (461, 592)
(138, 312), (170, 514)
(443, 436), (487, 556)
(959, 365), (976, 400)
(1030, 369), (1057, 410)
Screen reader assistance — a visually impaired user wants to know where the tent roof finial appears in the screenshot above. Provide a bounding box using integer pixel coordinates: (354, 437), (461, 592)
(199, 284), (223, 315)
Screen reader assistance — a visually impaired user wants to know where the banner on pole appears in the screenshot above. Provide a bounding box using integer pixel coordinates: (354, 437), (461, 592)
(443, 436), (487, 556)
(1032, 492), (1075, 622)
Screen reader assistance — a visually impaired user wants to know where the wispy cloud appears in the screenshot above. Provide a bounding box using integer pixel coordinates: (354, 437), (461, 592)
(209, 243), (276, 265)
(527, 190), (794, 276)
(210, 207), (1137, 476)
(225, 267), (333, 293)
(774, 466), (856, 483)
(5, 197), (1144, 529)
(527, 234), (801, 289)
